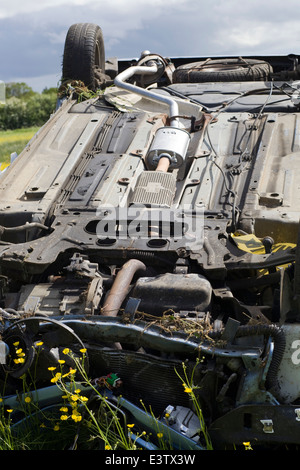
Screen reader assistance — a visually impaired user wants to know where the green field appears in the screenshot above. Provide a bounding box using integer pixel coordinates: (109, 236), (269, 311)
(0, 126), (39, 168)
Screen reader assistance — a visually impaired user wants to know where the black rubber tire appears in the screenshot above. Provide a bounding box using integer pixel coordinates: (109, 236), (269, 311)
(62, 23), (105, 91)
(173, 58), (273, 83)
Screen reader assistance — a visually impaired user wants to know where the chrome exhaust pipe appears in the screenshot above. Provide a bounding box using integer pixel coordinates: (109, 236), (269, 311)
(114, 62), (179, 128)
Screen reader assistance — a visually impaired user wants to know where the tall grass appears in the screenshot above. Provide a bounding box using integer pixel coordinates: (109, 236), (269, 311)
(0, 127), (39, 166)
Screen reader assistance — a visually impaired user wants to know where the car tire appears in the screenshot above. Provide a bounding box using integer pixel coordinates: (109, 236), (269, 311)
(173, 57), (273, 83)
(62, 23), (106, 91)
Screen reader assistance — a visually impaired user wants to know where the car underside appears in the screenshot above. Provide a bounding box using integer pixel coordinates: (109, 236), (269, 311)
(1, 22), (300, 449)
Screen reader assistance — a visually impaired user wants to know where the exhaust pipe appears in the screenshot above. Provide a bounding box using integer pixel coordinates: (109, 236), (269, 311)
(102, 259), (147, 316)
(115, 59), (190, 208)
(114, 62), (180, 128)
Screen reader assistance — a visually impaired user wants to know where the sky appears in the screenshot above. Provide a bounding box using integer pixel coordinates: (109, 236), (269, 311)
(1, 0), (300, 92)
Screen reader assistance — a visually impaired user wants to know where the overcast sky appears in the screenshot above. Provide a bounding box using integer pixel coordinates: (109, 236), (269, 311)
(1, 0), (300, 92)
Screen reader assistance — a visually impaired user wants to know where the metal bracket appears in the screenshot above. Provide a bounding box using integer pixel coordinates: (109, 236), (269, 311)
(260, 419), (274, 433)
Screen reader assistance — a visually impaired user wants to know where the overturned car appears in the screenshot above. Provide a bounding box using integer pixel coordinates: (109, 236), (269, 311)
(1, 22), (300, 449)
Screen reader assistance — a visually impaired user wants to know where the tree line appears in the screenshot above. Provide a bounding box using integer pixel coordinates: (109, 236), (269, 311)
(0, 82), (58, 130)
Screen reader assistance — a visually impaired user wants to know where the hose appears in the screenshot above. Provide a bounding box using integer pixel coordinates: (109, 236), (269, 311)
(210, 322), (286, 398)
(0, 222), (49, 236)
(235, 323), (286, 394)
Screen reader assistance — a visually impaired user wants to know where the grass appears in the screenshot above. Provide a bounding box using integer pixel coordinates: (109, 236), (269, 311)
(0, 127), (39, 166)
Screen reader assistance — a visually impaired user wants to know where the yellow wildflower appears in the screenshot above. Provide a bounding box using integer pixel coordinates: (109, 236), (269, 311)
(79, 396), (88, 402)
(6, 409), (13, 413)
(157, 433), (163, 438)
(58, 359), (65, 364)
(48, 366), (56, 371)
(13, 358), (23, 364)
(127, 424), (134, 428)
(72, 413), (82, 422)
(24, 396), (31, 403)
(35, 341), (43, 346)
(53, 423), (60, 431)
(62, 348), (70, 355)
(60, 407), (68, 413)
(60, 415), (68, 421)
(184, 387), (192, 393)
(80, 348), (87, 354)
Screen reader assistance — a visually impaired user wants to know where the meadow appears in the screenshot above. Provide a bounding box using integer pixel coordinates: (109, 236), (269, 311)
(0, 127), (39, 168)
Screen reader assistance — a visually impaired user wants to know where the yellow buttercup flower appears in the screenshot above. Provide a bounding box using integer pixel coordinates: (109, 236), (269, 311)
(14, 358), (25, 364)
(62, 348), (70, 355)
(72, 413), (82, 422)
(79, 396), (88, 402)
(50, 373), (62, 383)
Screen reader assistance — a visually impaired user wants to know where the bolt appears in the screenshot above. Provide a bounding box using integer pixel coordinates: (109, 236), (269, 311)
(262, 236), (274, 254)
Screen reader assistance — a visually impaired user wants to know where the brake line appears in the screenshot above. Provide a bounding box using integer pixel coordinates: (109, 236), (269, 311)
(233, 81), (274, 173)
(205, 127), (239, 231)
(204, 81), (275, 230)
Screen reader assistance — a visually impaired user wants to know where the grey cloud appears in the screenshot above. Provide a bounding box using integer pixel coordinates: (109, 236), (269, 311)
(1, 0), (300, 91)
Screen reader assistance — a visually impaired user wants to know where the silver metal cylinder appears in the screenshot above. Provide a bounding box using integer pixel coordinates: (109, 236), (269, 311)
(145, 126), (191, 170)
